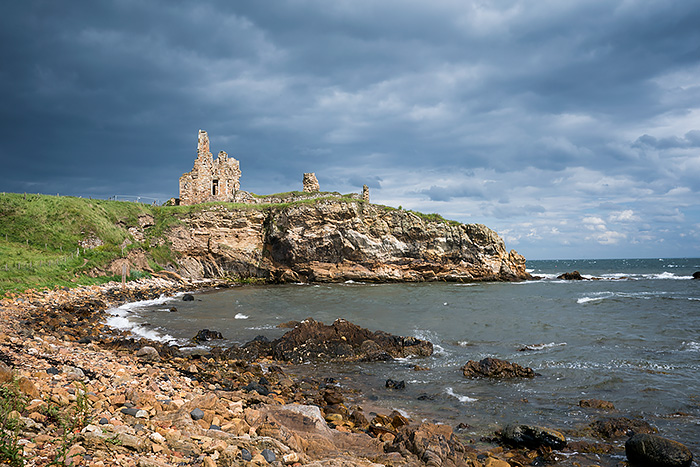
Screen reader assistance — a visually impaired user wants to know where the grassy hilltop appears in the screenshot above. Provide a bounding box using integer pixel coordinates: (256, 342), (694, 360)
(0, 192), (459, 296)
(0, 193), (163, 295)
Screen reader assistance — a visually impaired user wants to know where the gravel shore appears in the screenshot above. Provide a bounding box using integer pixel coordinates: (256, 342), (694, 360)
(0, 277), (632, 467)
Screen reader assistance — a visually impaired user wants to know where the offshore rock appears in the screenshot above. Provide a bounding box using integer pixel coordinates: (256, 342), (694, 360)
(192, 329), (223, 344)
(163, 200), (530, 283)
(625, 433), (693, 467)
(557, 270), (584, 280)
(272, 318), (433, 363)
(226, 318), (433, 364)
(579, 399), (615, 410)
(461, 357), (537, 378)
(498, 424), (567, 450)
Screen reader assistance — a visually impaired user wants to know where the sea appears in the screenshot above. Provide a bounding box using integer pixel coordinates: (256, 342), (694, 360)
(106, 258), (700, 464)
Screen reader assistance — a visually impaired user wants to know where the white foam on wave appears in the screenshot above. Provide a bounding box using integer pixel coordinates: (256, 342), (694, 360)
(520, 342), (567, 351)
(118, 294), (173, 312)
(235, 313), (249, 319)
(682, 341), (700, 352)
(445, 387), (477, 403)
(105, 310), (176, 343)
(577, 292), (613, 304)
(577, 290), (681, 304)
(413, 329), (448, 356)
(105, 294), (180, 343)
(246, 324), (277, 330)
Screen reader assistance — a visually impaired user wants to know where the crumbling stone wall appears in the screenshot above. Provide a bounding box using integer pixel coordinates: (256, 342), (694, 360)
(362, 185), (370, 202)
(302, 173), (320, 192)
(179, 130), (241, 205)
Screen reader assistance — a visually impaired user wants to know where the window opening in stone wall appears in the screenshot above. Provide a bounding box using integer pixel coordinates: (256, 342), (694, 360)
(212, 179), (219, 196)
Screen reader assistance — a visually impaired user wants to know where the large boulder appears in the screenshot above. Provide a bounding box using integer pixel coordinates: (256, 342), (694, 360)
(692, 271), (700, 279)
(461, 357), (536, 378)
(387, 422), (472, 466)
(625, 433), (693, 467)
(498, 424), (567, 450)
(271, 318), (433, 363)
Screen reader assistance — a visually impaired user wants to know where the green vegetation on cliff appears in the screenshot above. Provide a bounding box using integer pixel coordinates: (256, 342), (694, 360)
(0, 192), (463, 296)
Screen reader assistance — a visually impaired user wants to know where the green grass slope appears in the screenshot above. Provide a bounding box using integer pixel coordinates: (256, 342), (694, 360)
(0, 193), (157, 295)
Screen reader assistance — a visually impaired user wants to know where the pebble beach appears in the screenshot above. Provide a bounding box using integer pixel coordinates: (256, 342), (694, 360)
(0, 277), (694, 467)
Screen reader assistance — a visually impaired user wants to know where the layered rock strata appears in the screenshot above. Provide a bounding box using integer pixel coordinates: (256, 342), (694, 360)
(166, 200), (530, 283)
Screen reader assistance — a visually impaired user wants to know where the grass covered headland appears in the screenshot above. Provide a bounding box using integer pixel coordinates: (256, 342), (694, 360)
(0, 193), (163, 296)
(0, 192), (463, 297)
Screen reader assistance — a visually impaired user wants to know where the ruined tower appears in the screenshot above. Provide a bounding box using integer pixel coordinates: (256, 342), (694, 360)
(179, 130), (241, 205)
(302, 173), (320, 192)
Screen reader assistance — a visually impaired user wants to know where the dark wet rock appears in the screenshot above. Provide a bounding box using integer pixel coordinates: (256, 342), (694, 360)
(693, 271), (700, 279)
(455, 422), (471, 432)
(46, 366), (60, 375)
(461, 357), (537, 378)
(99, 417), (109, 425)
(579, 399), (615, 410)
(261, 449), (276, 463)
(244, 380), (270, 396)
(349, 410), (370, 430)
(590, 417), (657, 439)
(321, 387), (344, 405)
(557, 270), (585, 280)
(498, 424), (567, 450)
(386, 379), (406, 390)
(169, 307), (178, 312)
(387, 422), (471, 466)
(190, 408), (204, 421)
(192, 329), (223, 344)
(120, 407), (141, 417)
(271, 318), (433, 363)
(209, 424), (220, 430)
(182, 293), (194, 301)
(240, 448), (252, 462)
(626, 433), (693, 467)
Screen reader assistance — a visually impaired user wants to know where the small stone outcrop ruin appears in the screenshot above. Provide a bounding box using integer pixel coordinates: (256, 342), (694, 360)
(302, 173), (320, 192)
(179, 130), (241, 206)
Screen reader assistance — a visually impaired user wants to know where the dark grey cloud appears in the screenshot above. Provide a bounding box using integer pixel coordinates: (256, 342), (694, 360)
(1, 0), (699, 258)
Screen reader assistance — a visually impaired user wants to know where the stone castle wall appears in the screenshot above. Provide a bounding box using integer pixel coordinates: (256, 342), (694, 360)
(178, 130), (368, 205)
(179, 130), (241, 205)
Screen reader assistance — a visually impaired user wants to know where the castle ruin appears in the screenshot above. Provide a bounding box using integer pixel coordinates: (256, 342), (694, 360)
(179, 130), (241, 205)
(178, 129), (369, 205)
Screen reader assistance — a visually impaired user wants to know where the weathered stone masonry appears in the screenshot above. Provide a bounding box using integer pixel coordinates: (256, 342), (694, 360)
(178, 129), (370, 205)
(179, 130), (241, 206)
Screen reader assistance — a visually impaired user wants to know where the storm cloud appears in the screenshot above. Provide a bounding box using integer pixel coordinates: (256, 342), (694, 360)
(2, 0), (699, 258)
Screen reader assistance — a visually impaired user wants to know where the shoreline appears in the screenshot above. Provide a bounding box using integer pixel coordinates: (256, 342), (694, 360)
(0, 277), (684, 466)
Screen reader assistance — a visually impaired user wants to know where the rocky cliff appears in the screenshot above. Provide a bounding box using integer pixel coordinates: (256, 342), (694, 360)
(164, 200), (530, 283)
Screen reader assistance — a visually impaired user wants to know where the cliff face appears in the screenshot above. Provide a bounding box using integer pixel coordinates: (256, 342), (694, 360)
(165, 201), (530, 282)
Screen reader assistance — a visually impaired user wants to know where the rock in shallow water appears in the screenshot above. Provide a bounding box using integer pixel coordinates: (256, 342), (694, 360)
(590, 417), (657, 439)
(192, 329), (223, 344)
(461, 357), (536, 378)
(625, 433), (693, 467)
(499, 424), (567, 450)
(226, 317), (433, 363)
